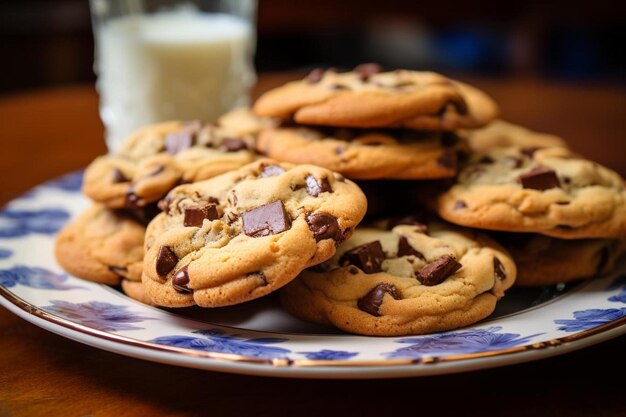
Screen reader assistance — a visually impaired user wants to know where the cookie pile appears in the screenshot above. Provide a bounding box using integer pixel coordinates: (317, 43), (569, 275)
(55, 64), (626, 336)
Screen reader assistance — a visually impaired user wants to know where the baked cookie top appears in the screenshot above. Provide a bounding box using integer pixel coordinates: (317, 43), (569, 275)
(83, 110), (274, 209)
(280, 216), (515, 336)
(464, 120), (568, 152)
(54, 204), (146, 285)
(256, 126), (464, 180)
(141, 159), (367, 308)
(493, 233), (626, 286)
(253, 64), (498, 130)
(438, 146), (626, 238)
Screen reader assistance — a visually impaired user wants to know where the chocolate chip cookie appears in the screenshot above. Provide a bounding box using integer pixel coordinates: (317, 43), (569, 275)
(256, 126), (464, 179)
(465, 119), (568, 152)
(253, 65), (498, 130)
(494, 233), (626, 286)
(280, 216), (516, 336)
(55, 204), (146, 285)
(438, 146), (626, 238)
(141, 159), (368, 308)
(83, 118), (258, 209)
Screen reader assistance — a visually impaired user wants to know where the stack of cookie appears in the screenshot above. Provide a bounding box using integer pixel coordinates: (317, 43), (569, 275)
(55, 64), (626, 337)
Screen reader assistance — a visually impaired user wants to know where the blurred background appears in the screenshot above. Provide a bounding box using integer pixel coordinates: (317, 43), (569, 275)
(0, 0), (624, 93)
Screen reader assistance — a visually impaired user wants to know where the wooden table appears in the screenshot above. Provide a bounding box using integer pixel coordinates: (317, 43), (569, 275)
(0, 75), (625, 416)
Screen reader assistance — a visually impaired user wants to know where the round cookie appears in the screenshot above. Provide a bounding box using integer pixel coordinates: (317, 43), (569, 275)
(55, 204), (146, 285)
(83, 117), (259, 209)
(437, 146), (626, 239)
(253, 65), (498, 130)
(280, 217), (516, 336)
(256, 126), (464, 180)
(464, 120), (568, 152)
(494, 233), (626, 286)
(142, 159), (368, 308)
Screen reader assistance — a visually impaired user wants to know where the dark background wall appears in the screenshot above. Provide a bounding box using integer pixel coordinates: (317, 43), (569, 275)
(0, 0), (624, 94)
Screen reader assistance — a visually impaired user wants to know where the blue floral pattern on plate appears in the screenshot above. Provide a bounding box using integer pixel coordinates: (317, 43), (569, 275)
(298, 350), (359, 360)
(386, 326), (542, 359)
(42, 300), (154, 332)
(0, 265), (83, 290)
(0, 208), (70, 238)
(152, 329), (291, 359)
(0, 248), (12, 259)
(554, 308), (626, 332)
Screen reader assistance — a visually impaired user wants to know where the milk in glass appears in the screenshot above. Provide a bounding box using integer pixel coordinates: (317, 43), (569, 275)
(95, 7), (255, 151)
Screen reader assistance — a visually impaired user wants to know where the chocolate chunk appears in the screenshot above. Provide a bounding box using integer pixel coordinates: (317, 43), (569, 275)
(357, 283), (401, 317)
(125, 190), (141, 209)
(493, 257), (506, 280)
(334, 146), (346, 155)
(184, 204), (219, 227)
(156, 246), (178, 277)
(387, 214), (428, 229)
(437, 149), (457, 170)
(306, 213), (341, 242)
(126, 203), (160, 226)
(306, 68), (325, 83)
(454, 200), (467, 210)
(108, 265), (127, 278)
(521, 147), (541, 158)
(417, 255), (462, 286)
(305, 175), (332, 197)
(397, 236), (426, 260)
(563, 176), (572, 185)
(242, 201), (291, 238)
(518, 166), (561, 190)
(478, 156), (495, 164)
(260, 164), (286, 178)
(339, 241), (385, 274)
(172, 265), (192, 294)
(220, 138), (248, 152)
(354, 63), (383, 81)
(348, 266), (359, 275)
(165, 130), (194, 155)
(111, 168), (128, 183)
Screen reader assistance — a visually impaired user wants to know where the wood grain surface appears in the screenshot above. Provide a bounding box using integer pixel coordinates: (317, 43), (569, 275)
(0, 74), (625, 417)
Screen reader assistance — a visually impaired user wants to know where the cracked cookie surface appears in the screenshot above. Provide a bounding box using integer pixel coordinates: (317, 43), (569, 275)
(256, 126), (464, 180)
(438, 146), (626, 238)
(83, 112), (268, 209)
(55, 204), (146, 285)
(253, 66), (498, 130)
(280, 217), (515, 336)
(142, 159), (367, 308)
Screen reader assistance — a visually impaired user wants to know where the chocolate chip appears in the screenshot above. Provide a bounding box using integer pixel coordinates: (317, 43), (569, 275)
(563, 176), (572, 185)
(521, 147), (541, 158)
(125, 190), (141, 209)
(387, 214), (428, 234)
(348, 266), (359, 275)
(354, 63), (383, 81)
(417, 255), (462, 286)
(478, 156), (495, 164)
(357, 283), (401, 317)
(334, 146), (346, 155)
(126, 203), (160, 226)
(260, 164), (286, 178)
(220, 138), (248, 152)
(156, 246), (178, 277)
(339, 241), (385, 274)
(397, 236), (426, 260)
(306, 213), (341, 242)
(518, 166), (561, 190)
(454, 200), (467, 210)
(184, 204), (219, 227)
(437, 149), (457, 169)
(306, 68), (325, 83)
(596, 246), (611, 273)
(165, 130), (194, 155)
(242, 201), (291, 238)
(172, 265), (192, 294)
(493, 257), (506, 280)
(305, 175), (332, 197)
(111, 168), (128, 183)
(440, 132), (460, 147)
(108, 265), (127, 278)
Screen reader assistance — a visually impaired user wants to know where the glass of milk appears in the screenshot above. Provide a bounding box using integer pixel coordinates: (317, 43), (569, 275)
(89, 0), (257, 152)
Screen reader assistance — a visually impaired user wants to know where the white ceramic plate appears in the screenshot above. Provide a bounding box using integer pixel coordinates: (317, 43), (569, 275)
(1, 172), (625, 379)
